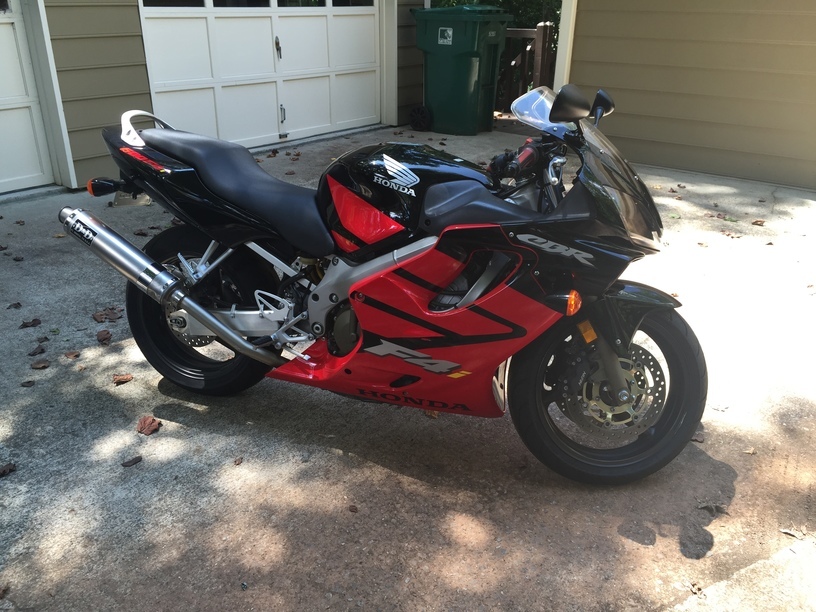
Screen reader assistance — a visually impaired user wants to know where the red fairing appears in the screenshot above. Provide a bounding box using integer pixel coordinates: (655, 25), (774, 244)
(327, 175), (404, 245)
(268, 225), (562, 417)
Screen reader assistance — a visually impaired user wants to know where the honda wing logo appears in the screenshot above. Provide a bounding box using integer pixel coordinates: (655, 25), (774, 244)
(373, 155), (420, 197)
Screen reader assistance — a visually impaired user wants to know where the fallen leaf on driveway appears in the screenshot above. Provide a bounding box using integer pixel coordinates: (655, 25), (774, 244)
(28, 344), (46, 356)
(285, 171), (296, 175)
(669, 188), (677, 193)
(691, 431), (705, 443)
(349, 505), (359, 513)
(677, 184), (686, 189)
(6, 302), (21, 309)
(425, 411), (440, 419)
(780, 527), (805, 540)
(64, 350), (80, 360)
(93, 307), (123, 323)
(113, 373), (133, 386)
(31, 359), (50, 370)
(15, 220), (25, 225)
(0, 245), (6, 252)
(0, 463), (16, 478)
(37, 336), (49, 343)
(12, 255), (24, 262)
(121, 455), (142, 468)
(97, 330), (112, 345)
(234, 456), (243, 466)
(137, 416), (161, 435)
(20, 380), (35, 388)
(751, 219), (766, 226)
(743, 447), (756, 455)
(133, 229), (148, 237)
(20, 318), (41, 329)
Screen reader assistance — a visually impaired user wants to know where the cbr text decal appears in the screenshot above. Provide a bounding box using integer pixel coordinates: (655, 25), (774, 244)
(517, 234), (595, 267)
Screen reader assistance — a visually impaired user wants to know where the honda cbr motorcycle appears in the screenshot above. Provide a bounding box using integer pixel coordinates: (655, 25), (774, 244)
(58, 85), (707, 484)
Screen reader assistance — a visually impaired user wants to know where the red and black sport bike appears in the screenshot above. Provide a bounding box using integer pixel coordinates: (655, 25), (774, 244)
(59, 85), (707, 484)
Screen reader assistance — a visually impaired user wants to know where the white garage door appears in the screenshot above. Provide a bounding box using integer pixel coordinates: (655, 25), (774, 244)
(139, 0), (379, 147)
(0, 0), (53, 192)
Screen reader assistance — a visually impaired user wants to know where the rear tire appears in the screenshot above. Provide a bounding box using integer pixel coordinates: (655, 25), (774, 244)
(126, 225), (278, 396)
(508, 309), (707, 484)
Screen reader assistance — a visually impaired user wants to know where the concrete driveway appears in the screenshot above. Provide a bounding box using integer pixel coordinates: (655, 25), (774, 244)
(1, 124), (815, 611)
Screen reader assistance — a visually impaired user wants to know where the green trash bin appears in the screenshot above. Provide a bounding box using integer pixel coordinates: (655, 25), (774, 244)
(412, 5), (512, 135)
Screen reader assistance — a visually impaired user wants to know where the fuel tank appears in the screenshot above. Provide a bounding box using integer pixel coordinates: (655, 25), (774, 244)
(316, 142), (498, 261)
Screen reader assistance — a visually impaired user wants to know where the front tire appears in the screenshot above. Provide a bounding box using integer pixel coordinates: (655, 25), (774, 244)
(126, 225), (278, 396)
(508, 309), (707, 484)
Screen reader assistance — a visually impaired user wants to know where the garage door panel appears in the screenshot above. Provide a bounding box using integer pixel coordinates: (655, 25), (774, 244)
(139, 3), (379, 150)
(331, 14), (377, 68)
(0, 107), (47, 188)
(281, 76), (331, 138)
(219, 82), (279, 145)
(153, 88), (218, 137)
(214, 17), (276, 78)
(332, 70), (378, 126)
(0, 23), (28, 99)
(276, 16), (329, 73)
(143, 17), (212, 84)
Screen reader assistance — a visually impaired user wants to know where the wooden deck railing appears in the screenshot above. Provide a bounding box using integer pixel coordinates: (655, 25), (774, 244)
(496, 22), (556, 111)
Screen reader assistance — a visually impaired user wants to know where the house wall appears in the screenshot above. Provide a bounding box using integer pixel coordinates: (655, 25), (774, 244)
(569, 0), (816, 189)
(397, 0), (423, 125)
(44, 0), (152, 184)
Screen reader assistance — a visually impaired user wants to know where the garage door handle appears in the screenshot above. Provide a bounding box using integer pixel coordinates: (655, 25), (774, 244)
(280, 104), (286, 123)
(275, 36), (282, 59)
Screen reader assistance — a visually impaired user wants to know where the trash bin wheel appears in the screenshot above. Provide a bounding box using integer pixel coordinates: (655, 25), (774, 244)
(409, 105), (433, 131)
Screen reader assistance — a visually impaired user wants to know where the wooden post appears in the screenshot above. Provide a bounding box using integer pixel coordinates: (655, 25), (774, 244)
(533, 22), (555, 88)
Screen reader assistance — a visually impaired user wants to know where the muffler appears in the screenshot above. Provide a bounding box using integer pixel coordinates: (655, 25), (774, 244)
(58, 207), (285, 367)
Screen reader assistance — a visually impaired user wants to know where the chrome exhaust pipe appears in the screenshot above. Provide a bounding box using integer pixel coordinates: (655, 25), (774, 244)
(58, 207), (285, 367)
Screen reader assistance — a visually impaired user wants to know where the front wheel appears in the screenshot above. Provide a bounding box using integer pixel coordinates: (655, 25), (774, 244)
(508, 309), (707, 484)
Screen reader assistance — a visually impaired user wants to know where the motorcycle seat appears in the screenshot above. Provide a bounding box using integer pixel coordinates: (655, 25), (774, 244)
(139, 128), (334, 257)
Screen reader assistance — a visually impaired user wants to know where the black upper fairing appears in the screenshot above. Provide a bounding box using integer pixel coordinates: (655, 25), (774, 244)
(512, 86), (664, 254)
(102, 126), (334, 257)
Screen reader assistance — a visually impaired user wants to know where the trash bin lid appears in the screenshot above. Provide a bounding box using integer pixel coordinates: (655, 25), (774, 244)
(412, 5), (512, 21)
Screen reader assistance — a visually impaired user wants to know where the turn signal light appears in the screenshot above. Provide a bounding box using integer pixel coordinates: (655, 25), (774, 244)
(86, 178), (124, 197)
(566, 290), (582, 316)
(543, 290), (583, 316)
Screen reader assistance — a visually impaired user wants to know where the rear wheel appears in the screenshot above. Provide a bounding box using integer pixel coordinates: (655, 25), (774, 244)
(126, 225), (278, 396)
(508, 309), (707, 484)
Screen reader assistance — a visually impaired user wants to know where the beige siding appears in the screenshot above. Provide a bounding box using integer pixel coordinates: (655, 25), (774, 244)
(569, 0), (816, 189)
(397, 0), (424, 125)
(45, 0), (152, 184)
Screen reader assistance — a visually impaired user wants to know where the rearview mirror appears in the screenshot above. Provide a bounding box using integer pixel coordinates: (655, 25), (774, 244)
(550, 85), (591, 124)
(591, 89), (615, 126)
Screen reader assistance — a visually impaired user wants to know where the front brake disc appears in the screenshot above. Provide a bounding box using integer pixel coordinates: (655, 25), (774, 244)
(557, 345), (667, 441)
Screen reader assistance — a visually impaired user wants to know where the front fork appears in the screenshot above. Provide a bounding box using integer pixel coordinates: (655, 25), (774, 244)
(578, 281), (681, 405)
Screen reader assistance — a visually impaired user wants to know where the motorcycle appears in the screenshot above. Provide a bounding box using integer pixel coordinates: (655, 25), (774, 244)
(58, 85), (707, 484)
